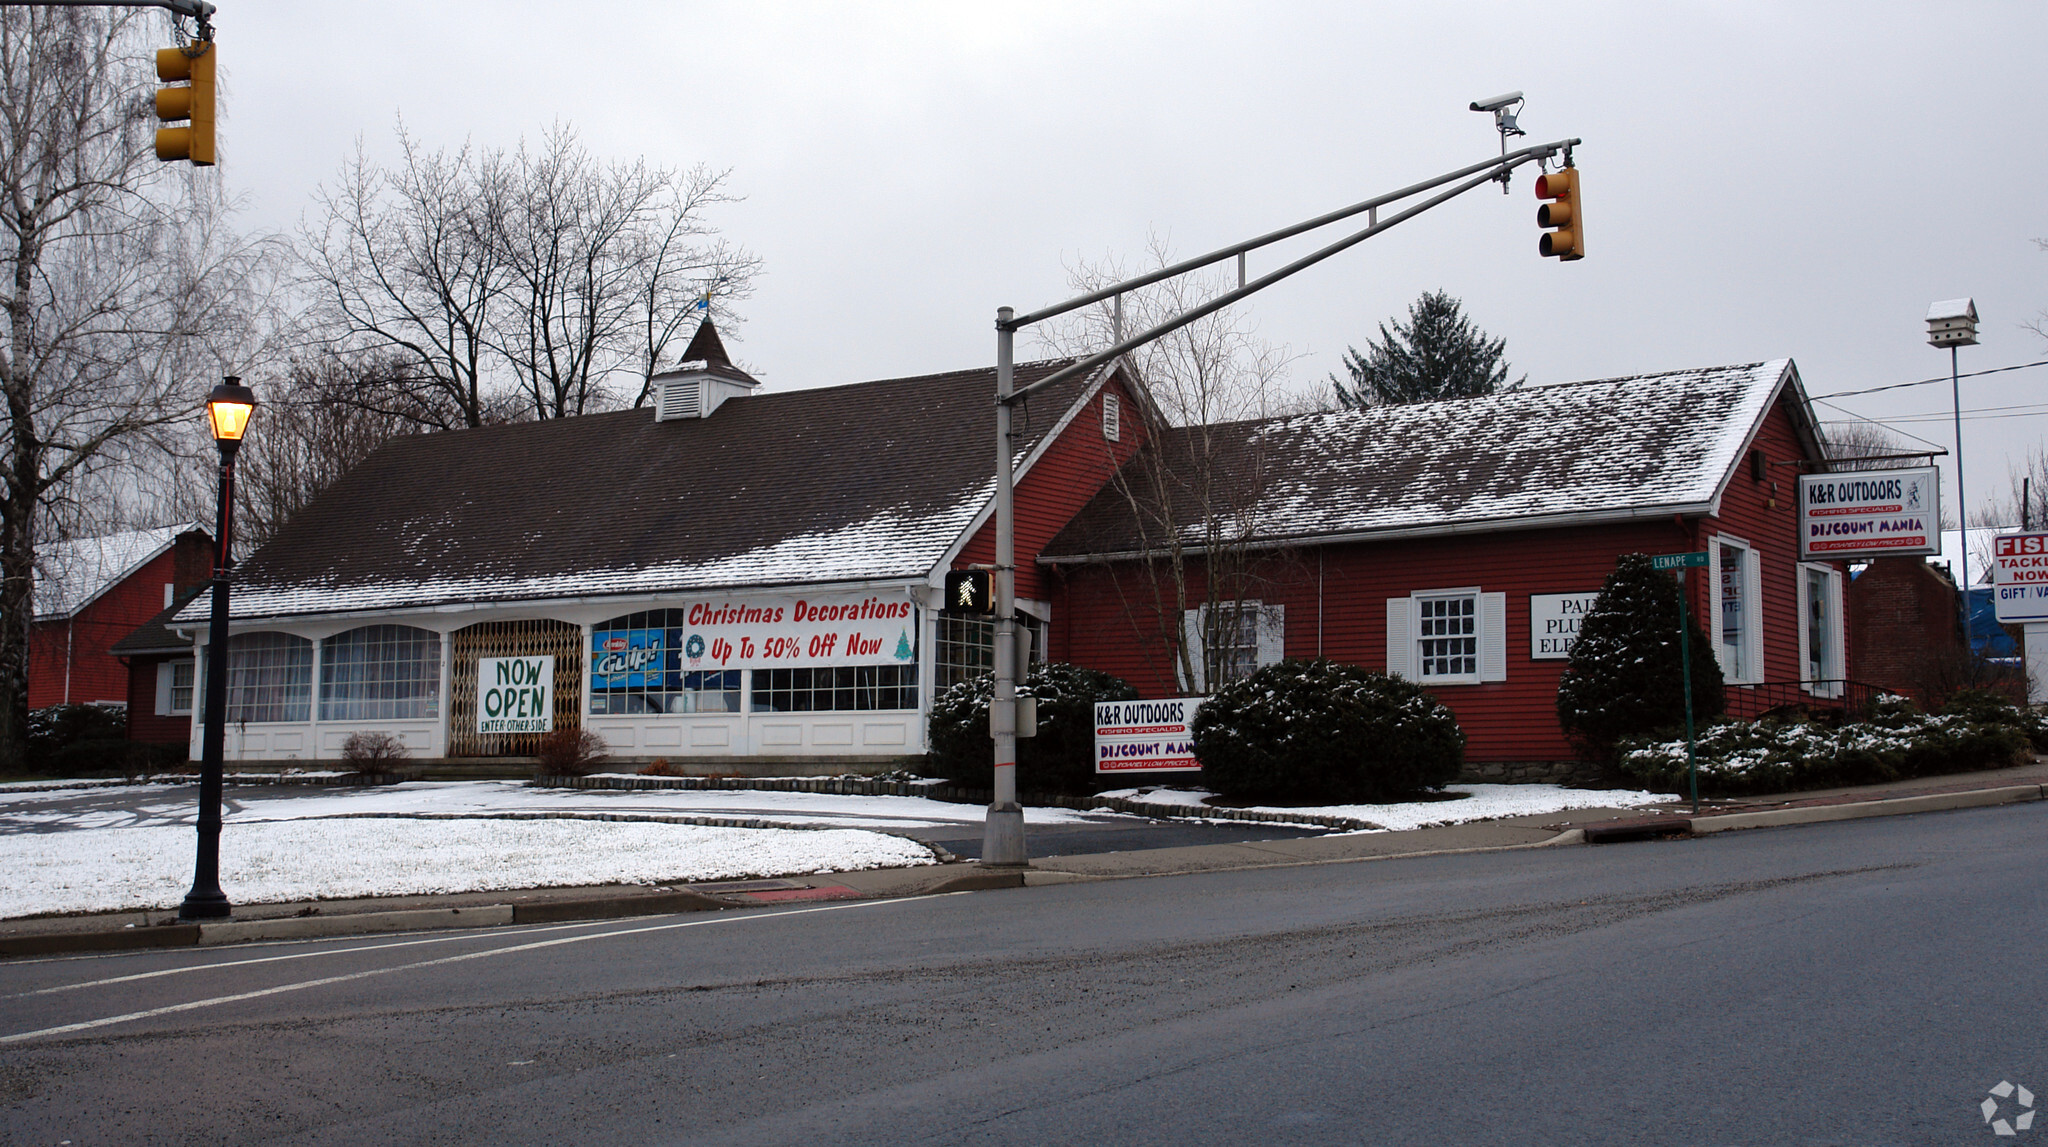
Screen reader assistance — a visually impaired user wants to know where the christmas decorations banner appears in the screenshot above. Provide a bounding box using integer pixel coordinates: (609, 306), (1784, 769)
(590, 593), (918, 682)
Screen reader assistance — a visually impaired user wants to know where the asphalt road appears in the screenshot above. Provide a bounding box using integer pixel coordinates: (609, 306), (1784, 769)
(3, 803), (2043, 1145)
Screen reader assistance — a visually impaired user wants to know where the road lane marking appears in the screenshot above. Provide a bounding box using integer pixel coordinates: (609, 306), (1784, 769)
(1, 895), (939, 1044)
(4, 918), (627, 999)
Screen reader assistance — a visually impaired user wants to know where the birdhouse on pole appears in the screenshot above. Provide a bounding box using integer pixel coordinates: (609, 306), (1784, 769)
(1926, 298), (1979, 347)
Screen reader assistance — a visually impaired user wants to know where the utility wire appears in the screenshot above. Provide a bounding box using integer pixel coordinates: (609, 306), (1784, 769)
(1808, 358), (2048, 400)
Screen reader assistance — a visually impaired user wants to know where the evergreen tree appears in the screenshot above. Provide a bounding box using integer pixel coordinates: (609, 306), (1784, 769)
(1556, 553), (1725, 761)
(1330, 290), (1524, 409)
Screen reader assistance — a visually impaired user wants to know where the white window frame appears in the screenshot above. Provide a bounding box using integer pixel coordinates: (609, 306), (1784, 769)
(1707, 535), (1766, 685)
(1180, 600), (1284, 692)
(1797, 561), (1846, 697)
(155, 658), (195, 717)
(1386, 588), (1507, 685)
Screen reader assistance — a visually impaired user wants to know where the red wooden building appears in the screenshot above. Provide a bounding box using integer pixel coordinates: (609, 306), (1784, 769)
(29, 526), (211, 719)
(1038, 359), (1846, 774)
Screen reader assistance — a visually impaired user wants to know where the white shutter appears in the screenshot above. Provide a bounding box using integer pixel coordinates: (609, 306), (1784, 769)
(1479, 592), (1507, 682)
(1744, 548), (1765, 683)
(1706, 542), (1729, 679)
(1796, 568), (1813, 691)
(1181, 608), (1205, 693)
(1386, 597), (1414, 678)
(1824, 568), (1846, 695)
(155, 661), (174, 716)
(1255, 603), (1286, 668)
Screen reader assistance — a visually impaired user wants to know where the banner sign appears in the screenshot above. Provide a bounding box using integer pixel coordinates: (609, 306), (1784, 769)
(1094, 697), (1205, 774)
(592, 593), (918, 688)
(1530, 593), (1600, 660)
(1797, 467), (1941, 560)
(478, 655), (554, 734)
(1991, 533), (2048, 622)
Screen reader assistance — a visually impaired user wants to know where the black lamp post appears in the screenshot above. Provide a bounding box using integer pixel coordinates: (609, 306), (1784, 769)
(178, 376), (255, 922)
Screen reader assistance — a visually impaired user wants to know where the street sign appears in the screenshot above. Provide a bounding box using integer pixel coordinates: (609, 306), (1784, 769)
(1651, 551), (1709, 570)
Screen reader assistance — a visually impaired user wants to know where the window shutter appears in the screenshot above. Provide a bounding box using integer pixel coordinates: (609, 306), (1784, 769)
(1255, 603), (1286, 668)
(1479, 592), (1507, 682)
(1824, 568), (1846, 695)
(1181, 608), (1205, 693)
(1796, 568), (1813, 691)
(1744, 548), (1765, 682)
(1385, 597), (1413, 678)
(1706, 541), (1728, 678)
(155, 661), (175, 716)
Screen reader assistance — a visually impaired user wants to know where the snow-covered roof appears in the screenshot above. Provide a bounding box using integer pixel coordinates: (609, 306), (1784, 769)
(185, 359), (1112, 623)
(1044, 360), (1807, 560)
(1926, 298), (1977, 322)
(33, 525), (200, 621)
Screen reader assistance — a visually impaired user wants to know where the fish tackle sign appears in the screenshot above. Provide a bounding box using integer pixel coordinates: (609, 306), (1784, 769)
(1796, 467), (1940, 560)
(1094, 697), (1205, 774)
(478, 656), (554, 734)
(1990, 532), (2048, 622)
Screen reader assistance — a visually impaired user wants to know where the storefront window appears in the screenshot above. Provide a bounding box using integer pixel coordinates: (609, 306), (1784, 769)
(752, 665), (918, 712)
(225, 632), (312, 723)
(589, 609), (742, 715)
(320, 625), (441, 721)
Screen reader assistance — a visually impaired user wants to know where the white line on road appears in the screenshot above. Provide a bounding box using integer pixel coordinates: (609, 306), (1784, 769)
(1, 895), (940, 1045)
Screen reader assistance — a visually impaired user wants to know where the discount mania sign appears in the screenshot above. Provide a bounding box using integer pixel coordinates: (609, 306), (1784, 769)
(1796, 467), (1940, 560)
(1094, 697), (1204, 774)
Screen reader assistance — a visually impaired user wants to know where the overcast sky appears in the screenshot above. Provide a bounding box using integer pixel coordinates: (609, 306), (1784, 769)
(216, 2), (2046, 527)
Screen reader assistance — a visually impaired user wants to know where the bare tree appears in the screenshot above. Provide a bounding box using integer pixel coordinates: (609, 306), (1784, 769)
(0, 8), (275, 771)
(230, 353), (424, 550)
(1039, 238), (1307, 693)
(300, 120), (760, 426)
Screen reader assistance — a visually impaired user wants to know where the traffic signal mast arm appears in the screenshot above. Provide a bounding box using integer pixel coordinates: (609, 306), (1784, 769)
(1002, 136), (1582, 404)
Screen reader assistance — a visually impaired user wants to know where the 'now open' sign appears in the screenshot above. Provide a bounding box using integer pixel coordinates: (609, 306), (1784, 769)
(477, 656), (554, 734)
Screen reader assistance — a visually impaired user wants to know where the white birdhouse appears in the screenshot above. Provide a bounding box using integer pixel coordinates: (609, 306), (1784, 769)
(1926, 297), (1979, 347)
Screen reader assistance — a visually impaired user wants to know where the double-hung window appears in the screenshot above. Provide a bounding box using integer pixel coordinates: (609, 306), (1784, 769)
(1180, 601), (1285, 692)
(155, 659), (195, 717)
(1797, 562), (1846, 697)
(1708, 536), (1765, 684)
(1386, 589), (1507, 684)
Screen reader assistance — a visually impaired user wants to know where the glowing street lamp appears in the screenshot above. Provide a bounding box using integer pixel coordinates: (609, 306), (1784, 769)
(179, 376), (256, 921)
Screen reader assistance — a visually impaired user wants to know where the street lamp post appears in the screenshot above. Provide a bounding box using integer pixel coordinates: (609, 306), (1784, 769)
(1926, 299), (1979, 652)
(178, 376), (255, 922)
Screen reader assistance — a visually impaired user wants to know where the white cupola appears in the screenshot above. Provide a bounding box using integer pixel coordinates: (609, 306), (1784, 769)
(651, 317), (760, 421)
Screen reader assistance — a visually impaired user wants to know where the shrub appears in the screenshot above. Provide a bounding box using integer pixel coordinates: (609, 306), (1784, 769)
(340, 731), (410, 774)
(1556, 553), (1725, 761)
(27, 703), (125, 760)
(48, 738), (184, 783)
(535, 727), (610, 777)
(638, 757), (682, 777)
(1193, 659), (1464, 804)
(1618, 691), (2033, 798)
(927, 662), (1139, 795)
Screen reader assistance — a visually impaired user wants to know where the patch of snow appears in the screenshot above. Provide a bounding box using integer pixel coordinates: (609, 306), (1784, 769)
(1097, 783), (1677, 832)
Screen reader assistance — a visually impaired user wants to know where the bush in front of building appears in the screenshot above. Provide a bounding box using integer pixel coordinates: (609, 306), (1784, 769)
(1193, 659), (1464, 804)
(927, 662), (1140, 796)
(23, 703), (182, 781)
(340, 731), (410, 776)
(1617, 691), (2036, 797)
(535, 727), (610, 778)
(1555, 552), (1725, 762)
(28, 703), (125, 758)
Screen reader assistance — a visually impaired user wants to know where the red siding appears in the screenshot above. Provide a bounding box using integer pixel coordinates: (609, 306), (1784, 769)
(1047, 389), (1834, 763)
(29, 531), (210, 712)
(124, 654), (192, 746)
(954, 369), (1148, 602)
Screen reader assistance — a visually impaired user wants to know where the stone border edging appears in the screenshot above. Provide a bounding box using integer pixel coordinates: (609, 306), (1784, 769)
(536, 774), (1384, 832)
(1688, 783), (2046, 834)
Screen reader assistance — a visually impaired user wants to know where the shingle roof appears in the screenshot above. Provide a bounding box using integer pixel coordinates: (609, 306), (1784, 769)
(190, 359), (1103, 622)
(33, 525), (203, 621)
(1043, 360), (1803, 560)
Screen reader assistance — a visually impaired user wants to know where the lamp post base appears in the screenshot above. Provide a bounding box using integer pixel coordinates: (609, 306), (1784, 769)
(981, 803), (1027, 868)
(177, 890), (232, 921)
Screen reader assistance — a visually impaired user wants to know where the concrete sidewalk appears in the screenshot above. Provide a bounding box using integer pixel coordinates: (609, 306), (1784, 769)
(5, 760), (2044, 958)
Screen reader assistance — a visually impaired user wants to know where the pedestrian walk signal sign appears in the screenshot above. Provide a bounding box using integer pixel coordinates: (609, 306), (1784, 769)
(944, 569), (993, 615)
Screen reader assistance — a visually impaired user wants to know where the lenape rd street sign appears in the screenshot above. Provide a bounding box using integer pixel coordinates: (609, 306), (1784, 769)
(1651, 551), (1709, 570)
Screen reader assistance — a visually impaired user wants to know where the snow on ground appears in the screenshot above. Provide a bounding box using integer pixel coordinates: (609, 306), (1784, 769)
(1095, 783), (1678, 832)
(0, 819), (935, 919)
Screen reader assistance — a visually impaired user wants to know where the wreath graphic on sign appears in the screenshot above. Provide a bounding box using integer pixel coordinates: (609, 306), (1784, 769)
(685, 634), (706, 659)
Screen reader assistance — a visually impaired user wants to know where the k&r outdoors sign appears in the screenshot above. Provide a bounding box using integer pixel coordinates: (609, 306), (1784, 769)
(1796, 467), (1940, 561)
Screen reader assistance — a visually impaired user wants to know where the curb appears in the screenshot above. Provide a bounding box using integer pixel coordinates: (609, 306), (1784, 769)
(1688, 784), (2045, 835)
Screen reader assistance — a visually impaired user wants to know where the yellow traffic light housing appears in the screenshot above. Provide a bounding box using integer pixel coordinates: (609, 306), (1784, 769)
(155, 41), (216, 166)
(1535, 166), (1582, 261)
(944, 569), (994, 616)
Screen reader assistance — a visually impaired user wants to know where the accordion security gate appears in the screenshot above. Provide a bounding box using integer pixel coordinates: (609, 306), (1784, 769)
(447, 618), (583, 756)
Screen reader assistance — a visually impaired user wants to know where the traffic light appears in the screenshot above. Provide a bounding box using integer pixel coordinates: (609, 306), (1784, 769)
(1535, 166), (1582, 260)
(943, 569), (993, 615)
(155, 41), (216, 166)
